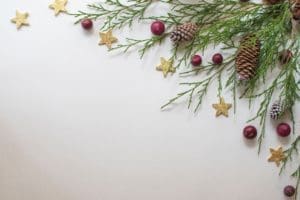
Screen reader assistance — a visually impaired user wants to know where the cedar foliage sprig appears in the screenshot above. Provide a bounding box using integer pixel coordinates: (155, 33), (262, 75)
(71, 0), (152, 31)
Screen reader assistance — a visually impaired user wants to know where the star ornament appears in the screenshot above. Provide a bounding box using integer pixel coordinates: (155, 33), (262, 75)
(49, 0), (68, 16)
(212, 97), (232, 117)
(99, 30), (118, 49)
(268, 146), (286, 167)
(156, 57), (176, 77)
(11, 11), (29, 29)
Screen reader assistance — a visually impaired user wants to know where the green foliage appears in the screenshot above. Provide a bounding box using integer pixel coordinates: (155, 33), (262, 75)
(73, 0), (300, 198)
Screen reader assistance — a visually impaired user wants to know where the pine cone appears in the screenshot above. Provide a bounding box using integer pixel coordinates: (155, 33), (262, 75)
(292, 0), (300, 20)
(270, 102), (284, 120)
(235, 34), (260, 80)
(263, 0), (283, 5)
(170, 22), (198, 43)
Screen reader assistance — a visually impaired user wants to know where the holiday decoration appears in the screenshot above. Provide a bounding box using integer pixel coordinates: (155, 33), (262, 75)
(151, 21), (165, 36)
(212, 97), (232, 117)
(284, 185), (296, 197)
(81, 19), (93, 30)
(72, 0), (300, 198)
(98, 30), (118, 49)
(276, 123), (291, 137)
(11, 10), (29, 29)
(170, 22), (198, 43)
(268, 146), (285, 167)
(235, 34), (260, 80)
(156, 57), (175, 78)
(49, 0), (68, 16)
(191, 55), (202, 67)
(212, 53), (223, 65)
(243, 125), (257, 139)
(270, 102), (284, 120)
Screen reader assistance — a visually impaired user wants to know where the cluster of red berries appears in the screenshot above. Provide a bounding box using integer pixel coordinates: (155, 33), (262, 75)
(243, 122), (291, 140)
(191, 53), (223, 67)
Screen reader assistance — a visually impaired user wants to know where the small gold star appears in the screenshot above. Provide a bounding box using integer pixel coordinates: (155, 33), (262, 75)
(99, 30), (118, 49)
(156, 57), (176, 77)
(11, 11), (29, 29)
(212, 97), (232, 117)
(49, 0), (68, 16)
(268, 146), (285, 167)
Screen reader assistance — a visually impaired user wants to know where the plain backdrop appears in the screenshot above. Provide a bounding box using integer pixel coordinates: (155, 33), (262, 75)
(0, 0), (298, 200)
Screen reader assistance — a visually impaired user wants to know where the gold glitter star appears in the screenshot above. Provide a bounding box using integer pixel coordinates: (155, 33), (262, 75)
(49, 0), (68, 16)
(156, 57), (176, 77)
(268, 146), (285, 167)
(11, 11), (29, 29)
(212, 97), (232, 117)
(98, 30), (118, 49)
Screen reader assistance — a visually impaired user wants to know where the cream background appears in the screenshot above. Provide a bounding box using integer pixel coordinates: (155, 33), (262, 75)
(0, 0), (297, 200)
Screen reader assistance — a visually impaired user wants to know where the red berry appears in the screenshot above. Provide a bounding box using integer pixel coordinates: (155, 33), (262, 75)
(276, 123), (291, 137)
(284, 185), (295, 197)
(243, 125), (257, 139)
(191, 55), (202, 66)
(81, 19), (93, 30)
(212, 53), (223, 65)
(151, 21), (165, 36)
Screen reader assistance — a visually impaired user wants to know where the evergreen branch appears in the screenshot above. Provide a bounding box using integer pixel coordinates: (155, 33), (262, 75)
(280, 136), (300, 175)
(110, 34), (168, 58)
(71, 0), (152, 30)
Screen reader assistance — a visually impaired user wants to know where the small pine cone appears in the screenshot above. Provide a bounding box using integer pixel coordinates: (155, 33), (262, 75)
(170, 22), (198, 43)
(263, 0), (283, 5)
(270, 102), (284, 120)
(292, 0), (300, 20)
(235, 34), (260, 80)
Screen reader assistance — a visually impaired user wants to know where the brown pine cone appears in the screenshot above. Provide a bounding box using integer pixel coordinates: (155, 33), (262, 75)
(235, 34), (261, 80)
(263, 0), (283, 5)
(170, 22), (198, 44)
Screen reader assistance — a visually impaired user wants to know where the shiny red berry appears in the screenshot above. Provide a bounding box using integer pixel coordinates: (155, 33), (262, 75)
(276, 123), (291, 137)
(191, 55), (202, 66)
(81, 19), (93, 30)
(243, 125), (257, 139)
(151, 21), (165, 36)
(284, 185), (295, 197)
(212, 53), (223, 65)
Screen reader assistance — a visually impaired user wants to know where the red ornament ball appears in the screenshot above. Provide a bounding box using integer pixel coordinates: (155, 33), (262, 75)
(151, 21), (165, 36)
(276, 123), (291, 137)
(212, 53), (223, 65)
(81, 19), (93, 30)
(243, 125), (257, 139)
(191, 55), (202, 66)
(284, 185), (295, 197)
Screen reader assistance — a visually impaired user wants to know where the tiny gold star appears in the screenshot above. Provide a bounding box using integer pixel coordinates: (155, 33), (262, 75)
(11, 11), (29, 29)
(49, 0), (68, 16)
(99, 30), (118, 49)
(156, 57), (176, 77)
(268, 146), (285, 167)
(212, 97), (232, 117)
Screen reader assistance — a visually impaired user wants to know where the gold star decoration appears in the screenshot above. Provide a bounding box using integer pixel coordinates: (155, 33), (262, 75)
(49, 0), (68, 16)
(98, 30), (118, 49)
(212, 97), (232, 117)
(11, 10), (29, 29)
(156, 57), (176, 77)
(268, 146), (286, 167)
